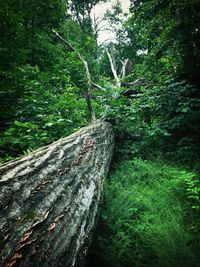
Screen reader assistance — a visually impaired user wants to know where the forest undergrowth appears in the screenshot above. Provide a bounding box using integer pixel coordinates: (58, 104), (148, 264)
(86, 158), (200, 267)
(1, 0), (200, 266)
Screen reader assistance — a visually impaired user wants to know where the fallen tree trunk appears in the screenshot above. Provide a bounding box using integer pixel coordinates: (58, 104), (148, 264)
(0, 121), (114, 267)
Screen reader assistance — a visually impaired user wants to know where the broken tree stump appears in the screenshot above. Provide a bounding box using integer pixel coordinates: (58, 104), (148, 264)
(0, 121), (114, 267)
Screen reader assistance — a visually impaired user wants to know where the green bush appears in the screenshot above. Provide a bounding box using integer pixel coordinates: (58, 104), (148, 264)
(0, 65), (88, 162)
(93, 159), (200, 267)
(99, 78), (200, 169)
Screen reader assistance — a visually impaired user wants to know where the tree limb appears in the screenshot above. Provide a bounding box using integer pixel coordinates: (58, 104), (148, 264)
(120, 59), (129, 79)
(106, 48), (121, 88)
(91, 82), (105, 91)
(52, 29), (96, 122)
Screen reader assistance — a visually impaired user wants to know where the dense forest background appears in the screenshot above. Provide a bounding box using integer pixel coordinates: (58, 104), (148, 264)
(1, 0), (200, 266)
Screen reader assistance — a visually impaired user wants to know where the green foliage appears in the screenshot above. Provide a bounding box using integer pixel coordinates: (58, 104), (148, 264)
(0, 0), (101, 162)
(0, 0), (67, 121)
(91, 159), (200, 267)
(0, 0), (200, 265)
(127, 0), (200, 83)
(0, 64), (87, 162)
(104, 0), (200, 168)
(70, 0), (107, 33)
(93, 0), (200, 169)
(98, 77), (200, 168)
(61, 20), (99, 81)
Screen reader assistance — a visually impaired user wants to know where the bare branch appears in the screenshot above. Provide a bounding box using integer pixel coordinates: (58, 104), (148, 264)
(52, 29), (96, 122)
(92, 82), (105, 91)
(120, 59), (129, 79)
(106, 48), (121, 88)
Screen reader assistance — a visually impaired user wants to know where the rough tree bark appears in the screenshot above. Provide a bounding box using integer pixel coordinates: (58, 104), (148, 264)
(0, 121), (114, 267)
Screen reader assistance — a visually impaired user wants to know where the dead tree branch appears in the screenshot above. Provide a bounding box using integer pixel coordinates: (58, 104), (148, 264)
(52, 29), (96, 122)
(106, 48), (121, 88)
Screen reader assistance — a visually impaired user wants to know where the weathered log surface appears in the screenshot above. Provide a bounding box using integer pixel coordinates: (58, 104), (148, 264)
(0, 121), (114, 267)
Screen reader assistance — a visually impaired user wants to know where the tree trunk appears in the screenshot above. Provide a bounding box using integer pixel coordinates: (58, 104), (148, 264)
(0, 121), (114, 267)
(106, 48), (121, 88)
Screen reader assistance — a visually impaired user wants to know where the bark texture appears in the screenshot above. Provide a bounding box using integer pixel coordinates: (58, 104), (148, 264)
(0, 121), (114, 267)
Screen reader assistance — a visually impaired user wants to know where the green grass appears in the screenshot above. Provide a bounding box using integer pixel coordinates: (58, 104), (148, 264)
(91, 159), (200, 267)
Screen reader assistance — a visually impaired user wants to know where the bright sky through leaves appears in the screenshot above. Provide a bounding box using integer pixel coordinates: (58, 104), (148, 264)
(91, 0), (130, 43)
